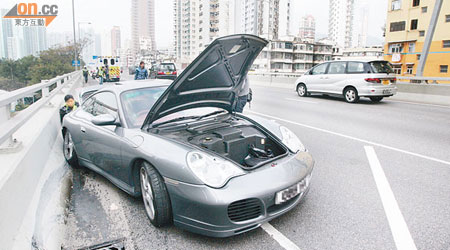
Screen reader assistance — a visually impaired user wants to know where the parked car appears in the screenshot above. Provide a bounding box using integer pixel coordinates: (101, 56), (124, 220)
(295, 60), (398, 103)
(62, 34), (314, 237)
(150, 62), (177, 80)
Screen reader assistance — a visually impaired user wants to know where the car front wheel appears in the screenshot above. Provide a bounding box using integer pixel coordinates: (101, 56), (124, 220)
(297, 83), (308, 97)
(63, 130), (80, 168)
(370, 97), (383, 103)
(140, 162), (172, 227)
(344, 87), (359, 103)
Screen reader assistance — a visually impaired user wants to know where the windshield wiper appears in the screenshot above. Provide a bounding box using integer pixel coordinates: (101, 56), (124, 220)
(195, 110), (228, 120)
(151, 116), (198, 128)
(151, 110), (228, 128)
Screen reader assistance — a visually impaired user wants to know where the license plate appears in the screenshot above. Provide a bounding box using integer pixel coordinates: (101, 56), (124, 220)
(165, 72), (171, 75)
(275, 182), (301, 204)
(383, 89), (393, 94)
(382, 80), (390, 85)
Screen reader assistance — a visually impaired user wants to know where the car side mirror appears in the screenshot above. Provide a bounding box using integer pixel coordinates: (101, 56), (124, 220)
(91, 114), (120, 126)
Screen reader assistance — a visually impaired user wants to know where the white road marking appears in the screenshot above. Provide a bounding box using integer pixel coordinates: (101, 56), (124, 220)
(261, 222), (301, 250)
(386, 100), (450, 109)
(285, 98), (319, 104)
(247, 110), (450, 167)
(364, 146), (417, 250)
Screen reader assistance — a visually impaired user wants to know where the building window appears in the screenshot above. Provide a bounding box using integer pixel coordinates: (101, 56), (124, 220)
(390, 21), (406, 32)
(446, 15), (450, 22)
(406, 65), (414, 74)
(389, 43), (403, 53)
(440, 65), (448, 73)
(419, 30), (425, 37)
(444, 40), (450, 48)
(421, 7), (427, 13)
(417, 54), (421, 60)
(408, 42), (415, 52)
(412, 0), (420, 7)
(410, 19), (418, 30)
(391, 0), (401, 10)
(392, 65), (402, 74)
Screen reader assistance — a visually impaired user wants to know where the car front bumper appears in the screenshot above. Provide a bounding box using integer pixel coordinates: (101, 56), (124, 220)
(164, 151), (314, 237)
(358, 85), (398, 97)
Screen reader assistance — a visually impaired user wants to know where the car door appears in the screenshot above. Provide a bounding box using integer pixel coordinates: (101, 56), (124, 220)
(78, 91), (124, 174)
(306, 63), (329, 92)
(323, 61), (348, 94)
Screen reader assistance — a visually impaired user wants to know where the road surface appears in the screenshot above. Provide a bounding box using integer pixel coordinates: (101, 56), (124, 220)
(63, 75), (450, 250)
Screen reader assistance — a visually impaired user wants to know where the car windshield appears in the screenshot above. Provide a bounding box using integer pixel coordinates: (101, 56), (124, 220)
(152, 107), (225, 128)
(159, 64), (175, 71)
(121, 87), (166, 128)
(370, 61), (394, 74)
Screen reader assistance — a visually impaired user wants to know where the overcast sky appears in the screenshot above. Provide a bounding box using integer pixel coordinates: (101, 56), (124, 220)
(1, 0), (387, 49)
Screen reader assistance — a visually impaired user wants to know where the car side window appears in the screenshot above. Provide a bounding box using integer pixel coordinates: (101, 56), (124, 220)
(327, 62), (347, 74)
(347, 62), (365, 74)
(311, 63), (328, 75)
(85, 92), (118, 117)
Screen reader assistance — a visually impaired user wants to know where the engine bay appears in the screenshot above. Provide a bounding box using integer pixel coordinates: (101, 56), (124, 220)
(155, 117), (287, 169)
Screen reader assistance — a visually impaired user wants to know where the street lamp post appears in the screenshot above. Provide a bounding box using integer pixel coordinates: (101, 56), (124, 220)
(71, 0), (77, 71)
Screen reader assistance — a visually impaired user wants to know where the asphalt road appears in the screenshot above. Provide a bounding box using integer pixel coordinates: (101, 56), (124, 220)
(63, 75), (450, 250)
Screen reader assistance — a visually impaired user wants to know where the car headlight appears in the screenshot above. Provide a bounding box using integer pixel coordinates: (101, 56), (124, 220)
(280, 126), (306, 153)
(186, 151), (245, 188)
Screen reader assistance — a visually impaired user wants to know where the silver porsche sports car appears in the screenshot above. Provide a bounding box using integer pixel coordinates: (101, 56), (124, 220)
(62, 34), (314, 237)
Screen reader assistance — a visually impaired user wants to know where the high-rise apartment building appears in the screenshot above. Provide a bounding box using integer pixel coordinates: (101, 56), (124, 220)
(173, 0), (237, 65)
(111, 26), (121, 57)
(328, 0), (354, 48)
(131, 0), (156, 57)
(357, 3), (369, 47)
(299, 15), (316, 41)
(384, 0), (450, 78)
(240, 0), (291, 40)
(1, 9), (47, 59)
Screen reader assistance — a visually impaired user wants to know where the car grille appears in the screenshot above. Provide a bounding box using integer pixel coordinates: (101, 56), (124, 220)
(227, 198), (263, 222)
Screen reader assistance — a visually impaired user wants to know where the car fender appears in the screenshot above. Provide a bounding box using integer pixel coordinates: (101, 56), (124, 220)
(122, 129), (204, 186)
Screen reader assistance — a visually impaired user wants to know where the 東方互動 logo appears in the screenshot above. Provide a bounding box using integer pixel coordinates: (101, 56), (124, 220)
(2, 3), (58, 27)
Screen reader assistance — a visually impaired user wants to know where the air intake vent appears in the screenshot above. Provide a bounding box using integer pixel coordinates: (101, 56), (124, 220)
(228, 198), (262, 222)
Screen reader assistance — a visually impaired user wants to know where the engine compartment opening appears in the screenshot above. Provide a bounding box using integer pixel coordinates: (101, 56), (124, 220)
(154, 117), (287, 170)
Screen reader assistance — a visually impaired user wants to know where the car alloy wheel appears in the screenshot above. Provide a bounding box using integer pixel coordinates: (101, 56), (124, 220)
(344, 88), (359, 103)
(63, 131), (79, 167)
(63, 132), (74, 160)
(297, 84), (307, 97)
(139, 162), (172, 227)
(140, 167), (156, 220)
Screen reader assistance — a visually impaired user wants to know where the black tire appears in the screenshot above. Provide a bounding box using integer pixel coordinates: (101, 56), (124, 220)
(344, 87), (359, 103)
(296, 83), (308, 97)
(370, 97), (384, 103)
(140, 162), (172, 227)
(63, 130), (80, 168)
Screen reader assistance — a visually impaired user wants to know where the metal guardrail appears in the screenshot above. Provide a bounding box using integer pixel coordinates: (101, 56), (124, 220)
(248, 72), (303, 78)
(396, 76), (450, 84)
(249, 72), (450, 84)
(0, 71), (79, 147)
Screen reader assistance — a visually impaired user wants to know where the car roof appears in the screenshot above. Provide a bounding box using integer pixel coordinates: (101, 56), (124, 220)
(98, 79), (172, 94)
(327, 59), (388, 63)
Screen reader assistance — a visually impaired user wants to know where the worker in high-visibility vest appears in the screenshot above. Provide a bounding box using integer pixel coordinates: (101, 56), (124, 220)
(98, 66), (105, 85)
(59, 94), (79, 122)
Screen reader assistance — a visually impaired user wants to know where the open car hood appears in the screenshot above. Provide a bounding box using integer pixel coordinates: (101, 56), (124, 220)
(142, 34), (268, 128)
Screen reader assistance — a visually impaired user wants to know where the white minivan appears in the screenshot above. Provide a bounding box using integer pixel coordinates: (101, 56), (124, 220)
(295, 60), (397, 103)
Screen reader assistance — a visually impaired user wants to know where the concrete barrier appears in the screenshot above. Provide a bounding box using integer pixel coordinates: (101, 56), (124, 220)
(0, 74), (81, 249)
